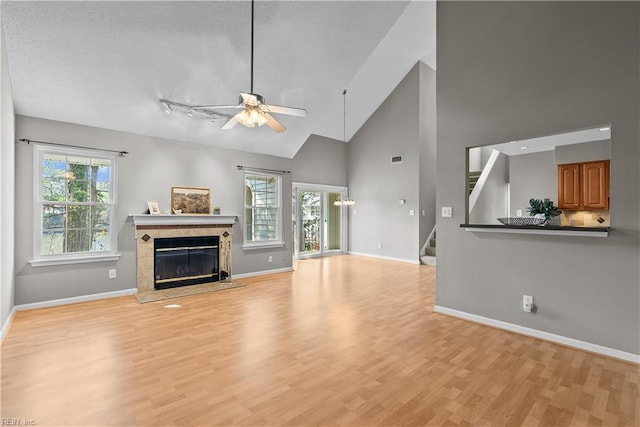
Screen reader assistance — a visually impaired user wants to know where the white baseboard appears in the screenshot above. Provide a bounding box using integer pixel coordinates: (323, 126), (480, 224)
(434, 305), (640, 364)
(232, 266), (294, 279)
(348, 251), (420, 265)
(1, 307), (17, 342)
(15, 288), (137, 312)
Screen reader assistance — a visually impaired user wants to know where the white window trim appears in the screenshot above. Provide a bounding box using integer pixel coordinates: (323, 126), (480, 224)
(242, 171), (283, 249)
(30, 253), (121, 267)
(242, 241), (285, 251)
(30, 144), (120, 267)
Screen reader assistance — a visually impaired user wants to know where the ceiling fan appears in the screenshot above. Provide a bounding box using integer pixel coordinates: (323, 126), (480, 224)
(159, 0), (307, 133)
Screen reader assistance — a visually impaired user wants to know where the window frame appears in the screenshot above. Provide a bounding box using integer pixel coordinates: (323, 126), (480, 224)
(30, 144), (120, 266)
(242, 171), (284, 250)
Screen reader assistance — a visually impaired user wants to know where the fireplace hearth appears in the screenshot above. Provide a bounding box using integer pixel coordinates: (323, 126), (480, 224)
(154, 236), (220, 290)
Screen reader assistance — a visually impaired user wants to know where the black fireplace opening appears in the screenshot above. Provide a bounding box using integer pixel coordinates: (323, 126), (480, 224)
(154, 235), (220, 290)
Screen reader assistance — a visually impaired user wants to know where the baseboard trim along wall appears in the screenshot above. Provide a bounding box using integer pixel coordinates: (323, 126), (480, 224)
(348, 251), (420, 265)
(1, 307), (17, 342)
(15, 288), (138, 312)
(232, 267), (294, 279)
(434, 305), (640, 364)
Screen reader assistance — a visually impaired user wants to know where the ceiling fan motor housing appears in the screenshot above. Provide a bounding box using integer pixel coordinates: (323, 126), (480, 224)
(241, 93), (265, 106)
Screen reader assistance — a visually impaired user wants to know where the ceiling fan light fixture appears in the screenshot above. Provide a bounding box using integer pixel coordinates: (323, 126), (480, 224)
(236, 106), (267, 128)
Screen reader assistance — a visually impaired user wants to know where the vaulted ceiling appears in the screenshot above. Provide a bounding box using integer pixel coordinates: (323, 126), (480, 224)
(1, 1), (435, 158)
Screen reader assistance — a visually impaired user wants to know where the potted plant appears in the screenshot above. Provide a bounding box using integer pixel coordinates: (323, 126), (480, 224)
(213, 206), (221, 215)
(527, 198), (562, 225)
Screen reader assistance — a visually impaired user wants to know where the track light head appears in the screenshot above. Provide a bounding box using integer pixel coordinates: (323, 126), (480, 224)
(161, 101), (173, 114)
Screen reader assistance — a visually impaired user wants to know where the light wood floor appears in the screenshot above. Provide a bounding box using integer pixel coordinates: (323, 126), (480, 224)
(1, 255), (638, 426)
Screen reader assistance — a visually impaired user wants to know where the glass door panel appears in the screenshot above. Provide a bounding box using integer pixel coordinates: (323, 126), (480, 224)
(324, 192), (342, 252)
(299, 191), (321, 256)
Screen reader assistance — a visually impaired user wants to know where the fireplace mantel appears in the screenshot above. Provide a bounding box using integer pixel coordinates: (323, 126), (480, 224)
(130, 214), (238, 227)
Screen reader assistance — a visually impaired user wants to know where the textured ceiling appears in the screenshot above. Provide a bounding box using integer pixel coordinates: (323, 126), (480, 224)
(2, 1), (435, 158)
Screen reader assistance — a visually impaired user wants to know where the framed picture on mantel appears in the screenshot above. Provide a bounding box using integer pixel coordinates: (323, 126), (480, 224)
(171, 186), (211, 214)
(147, 201), (160, 215)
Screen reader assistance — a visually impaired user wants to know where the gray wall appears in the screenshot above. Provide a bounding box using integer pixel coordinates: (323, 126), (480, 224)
(347, 63), (421, 262)
(13, 116), (346, 305)
(555, 139), (610, 165)
(509, 150), (557, 217)
(291, 134), (347, 186)
(419, 63), (437, 249)
(0, 12), (15, 329)
(437, 2), (639, 354)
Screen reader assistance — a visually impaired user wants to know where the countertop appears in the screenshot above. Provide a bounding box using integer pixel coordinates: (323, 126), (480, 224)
(460, 223), (609, 237)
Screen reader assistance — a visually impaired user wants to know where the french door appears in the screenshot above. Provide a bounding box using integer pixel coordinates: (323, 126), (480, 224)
(293, 184), (348, 259)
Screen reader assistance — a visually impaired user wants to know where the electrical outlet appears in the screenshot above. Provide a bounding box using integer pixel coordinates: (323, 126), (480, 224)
(377, 243), (382, 249)
(108, 269), (117, 279)
(516, 209), (523, 217)
(442, 207), (453, 217)
(422, 210), (426, 216)
(523, 295), (533, 313)
(409, 210), (415, 216)
(268, 256), (273, 263)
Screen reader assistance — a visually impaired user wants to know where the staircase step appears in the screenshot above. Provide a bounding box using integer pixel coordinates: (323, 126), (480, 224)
(429, 238), (436, 247)
(421, 255), (436, 266)
(425, 247), (436, 256)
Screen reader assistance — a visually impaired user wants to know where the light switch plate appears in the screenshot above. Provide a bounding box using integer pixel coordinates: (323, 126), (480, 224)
(442, 207), (453, 218)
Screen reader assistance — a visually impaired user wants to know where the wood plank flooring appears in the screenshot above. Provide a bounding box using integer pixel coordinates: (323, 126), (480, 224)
(1, 255), (638, 426)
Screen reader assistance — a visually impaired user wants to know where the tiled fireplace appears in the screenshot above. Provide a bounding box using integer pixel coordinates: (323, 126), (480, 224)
(130, 215), (236, 296)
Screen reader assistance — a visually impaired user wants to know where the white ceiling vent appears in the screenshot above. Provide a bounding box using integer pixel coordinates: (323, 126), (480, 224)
(391, 155), (403, 164)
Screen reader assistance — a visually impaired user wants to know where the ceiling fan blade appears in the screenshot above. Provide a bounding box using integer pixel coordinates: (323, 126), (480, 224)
(221, 113), (241, 130)
(265, 104), (308, 117)
(240, 93), (259, 106)
(191, 108), (233, 119)
(190, 104), (244, 110)
(264, 113), (286, 133)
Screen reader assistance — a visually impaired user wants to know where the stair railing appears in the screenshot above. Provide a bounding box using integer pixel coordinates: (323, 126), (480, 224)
(468, 149), (501, 214)
(420, 224), (437, 257)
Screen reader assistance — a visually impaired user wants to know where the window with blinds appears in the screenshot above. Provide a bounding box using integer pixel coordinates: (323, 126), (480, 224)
(244, 172), (282, 247)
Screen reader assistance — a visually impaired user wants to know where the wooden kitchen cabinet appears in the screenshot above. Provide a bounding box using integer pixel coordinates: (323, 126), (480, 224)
(558, 163), (581, 209)
(558, 160), (609, 210)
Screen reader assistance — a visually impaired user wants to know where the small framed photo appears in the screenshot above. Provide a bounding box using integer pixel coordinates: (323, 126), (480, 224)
(171, 186), (211, 215)
(147, 201), (160, 215)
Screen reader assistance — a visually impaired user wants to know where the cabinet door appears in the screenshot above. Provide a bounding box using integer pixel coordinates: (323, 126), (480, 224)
(582, 160), (609, 209)
(558, 163), (581, 209)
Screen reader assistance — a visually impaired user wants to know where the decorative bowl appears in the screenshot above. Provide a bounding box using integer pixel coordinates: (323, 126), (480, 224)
(497, 217), (546, 226)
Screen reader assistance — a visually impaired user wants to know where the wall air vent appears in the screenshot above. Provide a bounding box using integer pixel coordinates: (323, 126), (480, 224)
(391, 155), (403, 164)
